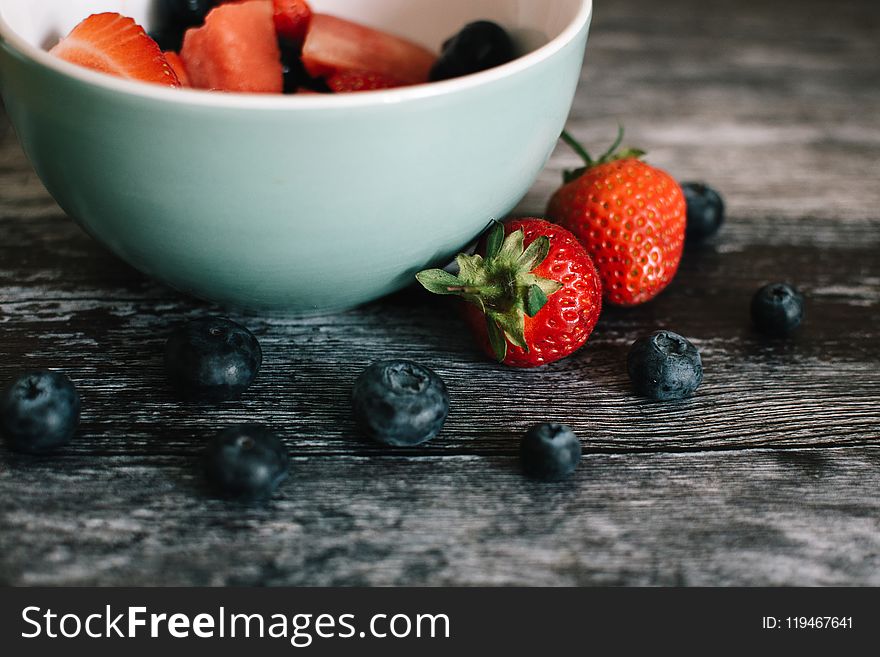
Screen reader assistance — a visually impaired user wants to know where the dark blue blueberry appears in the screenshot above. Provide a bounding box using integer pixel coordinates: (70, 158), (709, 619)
(751, 283), (804, 337)
(352, 360), (449, 446)
(429, 21), (516, 82)
(1, 371), (80, 454)
(204, 425), (289, 501)
(149, 27), (186, 53)
(627, 331), (703, 400)
(160, 0), (217, 30)
(164, 317), (262, 402)
(520, 423), (581, 481)
(280, 41), (304, 94)
(682, 182), (725, 242)
(279, 41), (330, 94)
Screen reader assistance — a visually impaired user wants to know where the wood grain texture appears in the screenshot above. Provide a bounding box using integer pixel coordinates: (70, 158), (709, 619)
(1, 0), (879, 586)
(2, 450), (880, 586)
(529, 0), (880, 222)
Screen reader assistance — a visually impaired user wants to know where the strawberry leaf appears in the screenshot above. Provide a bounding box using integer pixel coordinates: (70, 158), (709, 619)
(598, 124), (625, 162)
(486, 317), (507, 362)
(560, 126), (647, 182)
(492, 310), (528, 352)
(497, 228), (525, 264)
(517, 235), (551, 272)
(414, 269), (463, 295)
(561, 130), (594, 167)
(613, 148), (647, 160)
(563, 166), (589, 185)
(484, 220), (505, 261)
(525, 284), (549, 317)
(456, 253), (485, 285)
(521, 273), (564, 298)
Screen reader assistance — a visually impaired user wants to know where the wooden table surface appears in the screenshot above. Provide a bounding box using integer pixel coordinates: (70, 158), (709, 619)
(1, 0), (878, 586)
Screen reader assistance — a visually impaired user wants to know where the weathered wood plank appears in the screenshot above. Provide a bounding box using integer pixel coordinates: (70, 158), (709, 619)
(2, 448), (879, 586)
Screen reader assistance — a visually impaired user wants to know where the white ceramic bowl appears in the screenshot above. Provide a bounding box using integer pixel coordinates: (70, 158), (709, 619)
(0, 0), (592, 311)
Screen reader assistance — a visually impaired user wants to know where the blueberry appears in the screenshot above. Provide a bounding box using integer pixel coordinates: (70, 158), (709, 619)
(164, 317), (262, 402)
(429, 21), (516, 82)
(203, 425), (289, 501)
(160, 0), (217, 30)
(520, 423), (581, 481)
(149, 28), (186, 52)
(751, 283), (804, 337)
(279, 42), (329, 94)
(627, 331), (703, 400)
(1, 371), (80, 454)
(280, 42), (304, 94)
(352, 360), (449, 446)
(681, 182), (725, 241)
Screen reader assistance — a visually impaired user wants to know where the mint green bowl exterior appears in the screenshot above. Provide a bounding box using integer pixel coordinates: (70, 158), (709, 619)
(0, 3), (591, 311)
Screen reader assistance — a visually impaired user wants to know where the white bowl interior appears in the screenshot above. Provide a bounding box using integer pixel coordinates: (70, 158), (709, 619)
(1, 0), (583, 60)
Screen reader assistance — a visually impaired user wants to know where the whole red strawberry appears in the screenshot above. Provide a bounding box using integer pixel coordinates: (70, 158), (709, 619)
(547, 129), (686, 306)
(416, 219), (602, 367)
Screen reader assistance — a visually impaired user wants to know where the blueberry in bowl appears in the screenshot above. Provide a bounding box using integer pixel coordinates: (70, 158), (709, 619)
(160, 0), (218, 29)
(430, 20), (516, 81)
(627, 331), (703, 401)
(0, 370), (81, 454)
(150, 0), (218, 51)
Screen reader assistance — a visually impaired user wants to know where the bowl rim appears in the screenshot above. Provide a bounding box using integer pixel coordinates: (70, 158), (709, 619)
(0, 0), (592, 109)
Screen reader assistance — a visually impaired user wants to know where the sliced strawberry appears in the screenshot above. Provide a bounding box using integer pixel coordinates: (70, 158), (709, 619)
(50, 13), (181, 87)
(327, 69), (405, 93)
(181, 0), (283, 93)
(164, 52), (191, 87)
(302, 14), (436, 85)
(273, 0), (312, 45)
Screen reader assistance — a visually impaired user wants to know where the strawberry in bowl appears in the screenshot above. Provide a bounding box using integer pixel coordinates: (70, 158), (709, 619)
(48, 0), (520, 96)
(49, 0), (437, 94)
(49, 12), (181, 87)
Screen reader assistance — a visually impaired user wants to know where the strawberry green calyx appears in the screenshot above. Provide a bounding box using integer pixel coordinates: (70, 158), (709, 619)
(560, 126), (646, 184)
(415, 221), (563, 362)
